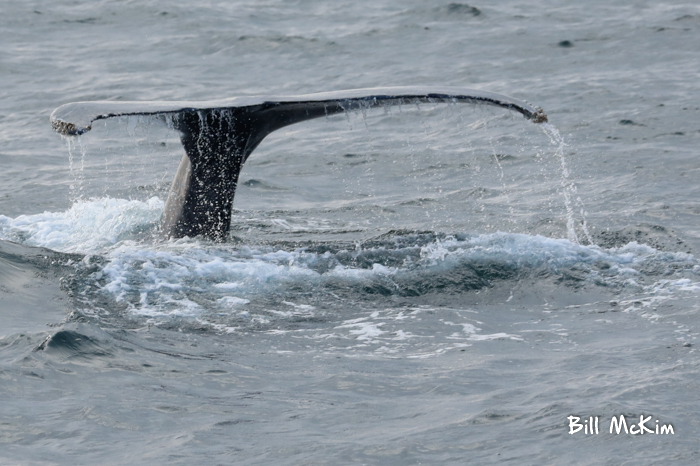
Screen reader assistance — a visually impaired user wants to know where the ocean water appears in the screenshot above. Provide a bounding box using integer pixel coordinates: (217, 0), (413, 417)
(1, 0), (700, 464)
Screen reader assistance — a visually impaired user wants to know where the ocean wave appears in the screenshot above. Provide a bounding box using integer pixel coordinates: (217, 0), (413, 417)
(1, 198), (697, 319)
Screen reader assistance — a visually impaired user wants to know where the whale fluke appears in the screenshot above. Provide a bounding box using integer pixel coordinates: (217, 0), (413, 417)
(50, 87), (547, 240)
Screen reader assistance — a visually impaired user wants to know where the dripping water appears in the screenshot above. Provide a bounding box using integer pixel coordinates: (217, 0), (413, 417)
(65, 135), (87, 203)
(485, 118), (516, 228)
(540, 122), (592, 244)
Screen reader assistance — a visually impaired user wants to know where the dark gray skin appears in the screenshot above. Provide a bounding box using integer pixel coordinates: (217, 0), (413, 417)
(162, 102), (349, 239)
(50, 87), (547, 240)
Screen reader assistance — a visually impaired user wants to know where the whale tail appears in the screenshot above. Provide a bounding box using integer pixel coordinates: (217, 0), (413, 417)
(50, 87), (547, 240)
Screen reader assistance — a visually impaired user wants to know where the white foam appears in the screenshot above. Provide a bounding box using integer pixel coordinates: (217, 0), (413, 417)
(336, 319), (386, 341)
(282, 301), (315, 311)
(1, 197), (698, 318)
(647, 278), (700, 294)
(214, 282), (242, 290)
(0, 197), (163, 253)
(217, 296), (250, 307)
(468, 333), (523, 341)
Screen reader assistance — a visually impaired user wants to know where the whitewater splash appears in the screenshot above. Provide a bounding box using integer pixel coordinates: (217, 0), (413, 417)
(0, 197), (163, 253)
(1, 198), (697, 322)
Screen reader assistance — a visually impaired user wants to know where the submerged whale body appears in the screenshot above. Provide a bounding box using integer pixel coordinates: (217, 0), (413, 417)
(50, 87), (547, 240)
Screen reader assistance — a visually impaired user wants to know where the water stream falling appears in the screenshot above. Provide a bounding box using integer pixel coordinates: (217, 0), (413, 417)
(65, 135), (88, 203)
(541, 122), (592, 244)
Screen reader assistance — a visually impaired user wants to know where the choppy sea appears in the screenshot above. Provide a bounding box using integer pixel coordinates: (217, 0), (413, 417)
(2, 0), (700, 464)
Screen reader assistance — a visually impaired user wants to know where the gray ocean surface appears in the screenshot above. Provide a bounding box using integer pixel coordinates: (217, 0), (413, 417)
(1, 0), (700, 464)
